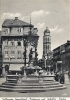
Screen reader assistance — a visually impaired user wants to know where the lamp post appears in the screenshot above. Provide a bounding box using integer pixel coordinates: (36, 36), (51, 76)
(44, 56), (47, 68)
(23, 37), (28, 76)
(23, 38), (28, 66)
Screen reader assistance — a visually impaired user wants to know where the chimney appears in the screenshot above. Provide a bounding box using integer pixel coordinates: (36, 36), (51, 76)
(67, 40), (70, 43)
(15, 17), (18, 20)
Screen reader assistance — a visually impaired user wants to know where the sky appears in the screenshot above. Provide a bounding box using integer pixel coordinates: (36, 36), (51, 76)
(0, 0), (70, 58)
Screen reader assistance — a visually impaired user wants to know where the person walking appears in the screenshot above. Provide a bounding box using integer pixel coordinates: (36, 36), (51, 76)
(54, 72), (60, 82)
(59, 72), (65, 84)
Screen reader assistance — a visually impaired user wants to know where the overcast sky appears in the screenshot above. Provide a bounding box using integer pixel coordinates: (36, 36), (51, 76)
(0, 0), (70, 58)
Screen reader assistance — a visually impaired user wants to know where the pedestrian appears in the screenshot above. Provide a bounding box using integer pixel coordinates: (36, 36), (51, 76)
(68, 70), (70, 82)
(54, 72), (59, 82)
(59, 72), (65, 84)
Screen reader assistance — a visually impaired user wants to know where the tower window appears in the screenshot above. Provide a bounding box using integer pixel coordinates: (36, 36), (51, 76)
(46, 46), (47, 50)
(46, 38), (47, 42)
(48, 45), (49, 49)
(48, 38), (49, 42)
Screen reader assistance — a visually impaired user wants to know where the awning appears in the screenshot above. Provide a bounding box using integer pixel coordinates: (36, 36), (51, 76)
(9, 64), (24, 71)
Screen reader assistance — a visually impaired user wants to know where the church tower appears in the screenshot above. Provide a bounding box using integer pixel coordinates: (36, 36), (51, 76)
(43, 27), (51, 59)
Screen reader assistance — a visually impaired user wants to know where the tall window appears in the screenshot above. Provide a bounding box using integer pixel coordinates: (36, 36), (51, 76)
(11, 41), (14, 46)
(48, 45), (49, 49)
(10, 51), (15, 58)
(4, 51), (9, 58)
(5, 40), (8, 46)
(17, 51), (21, 58)
(17, 41), (21, 46)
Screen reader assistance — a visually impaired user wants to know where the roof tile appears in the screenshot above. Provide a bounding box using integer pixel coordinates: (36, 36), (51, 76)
(2, 18), (34, 27)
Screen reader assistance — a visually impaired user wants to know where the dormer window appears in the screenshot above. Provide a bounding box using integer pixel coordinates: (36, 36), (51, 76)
(19, 28), (21, 32)
(18, 28), (21, 33)
(5, 29), (8, 34)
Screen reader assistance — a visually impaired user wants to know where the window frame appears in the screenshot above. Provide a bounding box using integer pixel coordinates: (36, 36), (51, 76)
(17, 41), (21, 46)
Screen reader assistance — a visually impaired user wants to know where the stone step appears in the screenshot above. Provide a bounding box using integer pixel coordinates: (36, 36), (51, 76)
(22, 80), (39, 83)
(0, 87), (46, 92)
(0, 84), (63, 89)
(0, 85), (67, 93)
(21, 79), (54, 82)
(2, 81), (59, 86)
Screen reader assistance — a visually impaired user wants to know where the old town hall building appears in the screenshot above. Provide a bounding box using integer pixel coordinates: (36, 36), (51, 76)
(1, 17), (39, 76)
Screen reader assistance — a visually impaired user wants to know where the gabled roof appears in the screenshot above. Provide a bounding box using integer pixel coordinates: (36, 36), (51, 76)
(2, 17), (34, 27)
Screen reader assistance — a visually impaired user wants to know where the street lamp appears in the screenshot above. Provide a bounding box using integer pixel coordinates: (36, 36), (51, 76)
(44, 55), (47, 68)
(23, 37), (28, 76)
(23, 38), (28, 66)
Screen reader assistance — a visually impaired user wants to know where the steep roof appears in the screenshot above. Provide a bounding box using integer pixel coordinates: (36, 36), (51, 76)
(2, 17), (34, 27)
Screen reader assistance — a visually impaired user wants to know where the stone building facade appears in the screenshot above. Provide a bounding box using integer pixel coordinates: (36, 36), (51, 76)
(53, 40), (70, 71)
(1, 17), (39, 76)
